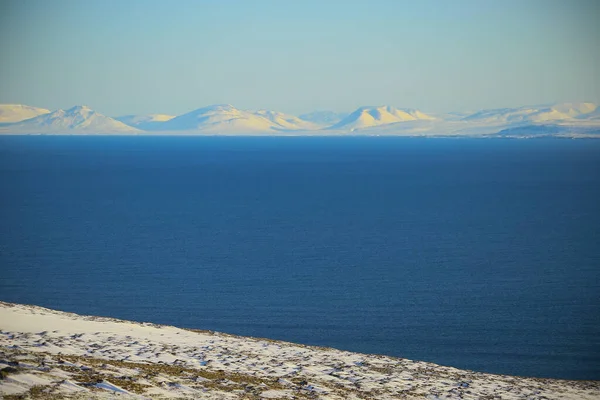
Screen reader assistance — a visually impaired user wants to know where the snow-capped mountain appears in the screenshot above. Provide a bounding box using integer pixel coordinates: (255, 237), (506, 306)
(329, 106), (435, 131)
(159, 104), (318, 133)
(8, 106), (139, 133)
(463, 102), (598, 124)
(159, 104), (276, 133)
(299, 111), (349, 126)
(0, 104), (50, 123)
(115, 114), (175, 131)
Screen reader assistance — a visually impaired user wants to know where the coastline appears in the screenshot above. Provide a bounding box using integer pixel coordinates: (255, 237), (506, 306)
(1, 302), (598, 399)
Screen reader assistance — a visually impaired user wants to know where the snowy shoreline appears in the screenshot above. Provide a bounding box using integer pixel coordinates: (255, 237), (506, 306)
(1, 302), (599, 399)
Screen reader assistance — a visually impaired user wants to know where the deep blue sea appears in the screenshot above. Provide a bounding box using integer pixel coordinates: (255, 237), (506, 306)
(1, 136), (599, 380)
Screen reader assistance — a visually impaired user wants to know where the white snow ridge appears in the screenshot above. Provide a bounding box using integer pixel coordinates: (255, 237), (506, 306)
(1, 302), (599, 399)
(0, 104), (50, 123)
(6, 105), (139, 134)
(329, 106), (435, 130)
(462, 102), (599, 124)
(157, 104), (319, 133)
(158, 104), (276, 133)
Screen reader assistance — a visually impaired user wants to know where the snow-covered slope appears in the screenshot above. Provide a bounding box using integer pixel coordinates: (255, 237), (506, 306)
(0, 104), (50, 123)
(8, 106), (140, 133)
(2, 302), (599, 400)
(574, 104), (600, 120)
(552, 102), (597, 117)
(254, 109), (320, 130)
(497, 123), (600, 138)
(463, 102), (598, 124)
(329, 106), (435, 131)
(159, 104), (270, 133)
(160, 104), (317, 133)
(115, 114), (175, 131)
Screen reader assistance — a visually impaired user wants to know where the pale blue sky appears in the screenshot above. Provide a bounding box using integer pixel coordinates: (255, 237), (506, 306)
(0, 0), (598, 116)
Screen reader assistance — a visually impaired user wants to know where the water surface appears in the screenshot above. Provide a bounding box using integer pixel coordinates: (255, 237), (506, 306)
(1, 136), (599, 379)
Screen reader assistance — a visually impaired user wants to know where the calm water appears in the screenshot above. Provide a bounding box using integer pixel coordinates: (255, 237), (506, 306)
(1, 136), (599, 380)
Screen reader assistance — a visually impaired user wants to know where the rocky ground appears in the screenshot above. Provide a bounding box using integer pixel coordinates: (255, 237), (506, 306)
(1, 301), (599, 399)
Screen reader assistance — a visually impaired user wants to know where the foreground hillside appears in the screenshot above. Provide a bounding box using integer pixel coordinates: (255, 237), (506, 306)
(1, 302), (598, 399)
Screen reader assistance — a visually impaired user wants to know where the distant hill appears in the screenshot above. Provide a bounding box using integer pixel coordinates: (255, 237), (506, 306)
(463, 102), (598, 124)
(159, 104), (317, 133)
(329, 106), (435, 130)
(159, 104), (277, 133)
(497, 123), (600, 137)
(0, 104), (50, 123)
(8, 105), (139, 133)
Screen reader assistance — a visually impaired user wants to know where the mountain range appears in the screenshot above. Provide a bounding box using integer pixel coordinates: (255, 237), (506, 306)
(1, 102), (599, 138)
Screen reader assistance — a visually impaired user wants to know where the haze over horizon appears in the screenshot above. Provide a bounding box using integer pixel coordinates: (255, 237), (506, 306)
(1, 0), (598, 117)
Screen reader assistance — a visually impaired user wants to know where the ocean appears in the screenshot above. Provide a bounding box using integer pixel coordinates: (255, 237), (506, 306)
(1, 135), (599, 380)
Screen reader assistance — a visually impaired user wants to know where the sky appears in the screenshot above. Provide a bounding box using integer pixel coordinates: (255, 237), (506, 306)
(0, 0), (598, 116)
